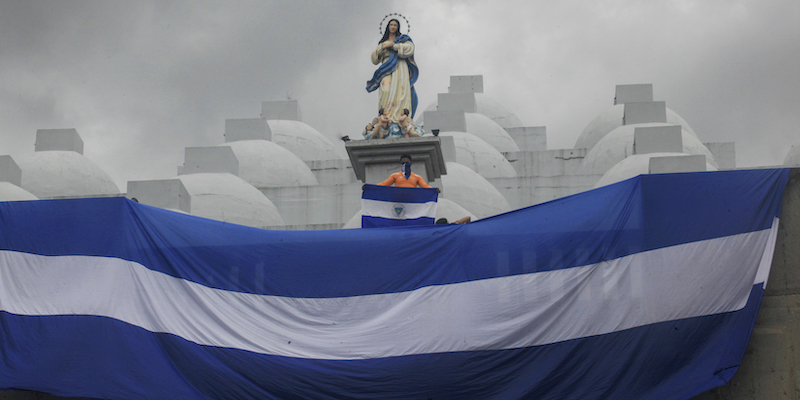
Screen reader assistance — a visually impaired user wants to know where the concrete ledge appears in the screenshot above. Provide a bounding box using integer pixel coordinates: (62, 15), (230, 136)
(0, 155), (22, 186)
(614, 84), (653, 105)
(182, 146), (239, 175)
(649, 154), (706, 174)
(345, 137), (447, 184)
(35, 129), (84, 154)
(438, 92), (477, 113)
(224, 118), (271, 142)
(127, 179), (191, 213)
(634, 125), (682, 155)
(506, 126), (547, 152)
(261, 100), (301, 121)
(423, 110), (466, 133)
(624, 101), (667, 125)
(449, 75), (484, 93)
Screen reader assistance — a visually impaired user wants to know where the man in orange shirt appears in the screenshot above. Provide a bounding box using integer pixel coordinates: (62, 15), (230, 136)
(378, 155), (440, 192)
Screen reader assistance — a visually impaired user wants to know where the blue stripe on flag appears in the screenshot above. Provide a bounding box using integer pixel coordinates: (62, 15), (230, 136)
(362, 184), (438, 203)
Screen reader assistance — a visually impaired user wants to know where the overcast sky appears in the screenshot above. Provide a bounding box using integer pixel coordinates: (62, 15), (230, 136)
(1, 0), (798, 190)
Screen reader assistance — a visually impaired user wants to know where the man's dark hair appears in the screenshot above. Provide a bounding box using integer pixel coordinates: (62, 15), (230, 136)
(400, 154), (412, 162)
(378, 108), (384, 116)
(403, 108), (410, 116)
(435, 218), (449, 224)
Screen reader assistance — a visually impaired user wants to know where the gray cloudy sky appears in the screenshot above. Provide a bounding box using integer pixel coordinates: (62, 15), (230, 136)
(1, 0), (798, 190)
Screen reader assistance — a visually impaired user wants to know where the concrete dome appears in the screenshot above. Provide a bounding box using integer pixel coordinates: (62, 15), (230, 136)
(0, 182), (38, 201)
(575, 104), (699, 151)
(17, 151), (120, 198)
(419, 93), (524, 129)
(342, 198), (478, 229)
(784, 141), (800, 167)
(578, 123), (717, 176)
(440, 162), (511, 219)
(463, 113), (520, 153)
(267, 120), (342, 162)
(217, 140), (318, 188)
(177, 173), (284, 228)
(594, 153), (719, 188)
(440, 132), (517, 179)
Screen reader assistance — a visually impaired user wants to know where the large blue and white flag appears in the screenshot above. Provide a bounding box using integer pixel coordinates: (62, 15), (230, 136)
(0, 169), (790, 400)
(361, 183), (438, 228)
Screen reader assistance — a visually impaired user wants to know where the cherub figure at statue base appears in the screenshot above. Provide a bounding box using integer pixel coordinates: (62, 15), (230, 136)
(364, 108), (392, 140)
(398, 108), (424, 138)
(362, 107), (424, 140)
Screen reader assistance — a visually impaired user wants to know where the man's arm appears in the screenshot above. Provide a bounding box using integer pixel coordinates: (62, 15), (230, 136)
(378, 174), (396, 186)
(415, 174), (432, 189)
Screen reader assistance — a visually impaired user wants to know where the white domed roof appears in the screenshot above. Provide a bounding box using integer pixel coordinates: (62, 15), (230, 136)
(784, 141), (800, 167)
(578, 123), (716, 176)
(177, 173), (284, 228)
(342, 198), (477, 229)
(217, 140), (318, 187)
(17, 151), (120, 198)
(418, 93), (523, 129)
(474, 93), (524, 129)
(440, 132), (517, 179)
(0, 182), (38, 201)
(594, 153), (718, 188)
(575, 104), (699, 151)
(464, 113), (520, 153)
(440, 162), (511, 219)
(267, 120), (342, 162)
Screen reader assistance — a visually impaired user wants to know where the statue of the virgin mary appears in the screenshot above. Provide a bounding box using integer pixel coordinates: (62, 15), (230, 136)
(366, 14), (419, 125)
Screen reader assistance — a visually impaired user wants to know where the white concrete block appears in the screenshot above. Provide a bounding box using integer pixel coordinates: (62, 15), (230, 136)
(438, 92), (477, 113)
(305, 159), (359, 185)
(649, 154), (707, 174)
(127, 179), (191, 212)
(225, 118), (271, 142)
(703, 142), (736, 170)
(0, 155), (22, 186)
(505, 149), (587, 177)
(182, 147), (239, 175)
(614, 84), (653, 105)
(440, 135), (457, 163)
(506, 126), (547, 152)
(261, 100), (301, 121)
(449, 75), (484, 93)
(423, 110), (466, 133)
(624, 101), (667, 125)
(35, 128), (84, 154)
(634, 125), (682, 154)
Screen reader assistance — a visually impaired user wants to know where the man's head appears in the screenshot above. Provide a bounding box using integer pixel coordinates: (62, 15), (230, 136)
(403, 108), (410, 116)
(400, 154), (412, 165)
(378, 108), (385, 116)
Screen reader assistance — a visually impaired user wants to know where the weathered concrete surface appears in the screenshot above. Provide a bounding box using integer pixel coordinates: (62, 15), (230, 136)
(693, 168), (800, 399)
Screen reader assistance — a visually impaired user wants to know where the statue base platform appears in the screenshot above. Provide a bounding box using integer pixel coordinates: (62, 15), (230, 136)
(345, 137), (447, 184)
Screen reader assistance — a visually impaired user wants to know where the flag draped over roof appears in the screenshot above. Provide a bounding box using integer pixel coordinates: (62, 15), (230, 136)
(0, 169), (790, 400)
(361, 183), (438, 228)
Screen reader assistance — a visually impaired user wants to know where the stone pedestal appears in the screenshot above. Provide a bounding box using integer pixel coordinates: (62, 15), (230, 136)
(345, 137), (447, 184)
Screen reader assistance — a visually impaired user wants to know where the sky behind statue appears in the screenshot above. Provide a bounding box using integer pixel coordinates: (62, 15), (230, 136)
(1, 0), (797, 189)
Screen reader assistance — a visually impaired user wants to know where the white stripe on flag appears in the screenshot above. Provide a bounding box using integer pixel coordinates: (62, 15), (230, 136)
(361, 198), (437, 220)
(0, 223), (776, 360)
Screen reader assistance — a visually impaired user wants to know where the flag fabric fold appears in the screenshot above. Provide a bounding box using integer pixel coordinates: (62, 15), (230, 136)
(0, 168), (790, 400)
